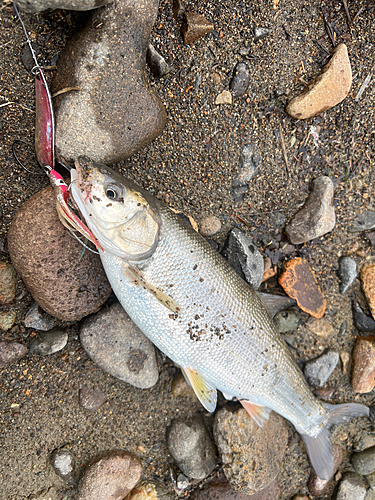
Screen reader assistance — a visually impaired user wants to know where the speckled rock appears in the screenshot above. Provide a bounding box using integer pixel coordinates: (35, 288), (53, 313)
(279, 258), (326, 318)
(166, 415), (218, 480)
(213, 406), (288, 495)
(80, 302), (158, 388)
(308, 444), (344, 495)
(77, 450), (142, 500)
(273, 309), (300, 333)
(336, 472), (367, 500)
(50, 448), (75, 483)
(0, 261), (17, 304)
(181, 12), (213, 44)
(352, 446), (375, 476)
(190, 474), (279, 499)
(349, 211), (375, 232)
(51, 0), (166, 165)
(286, 43), (352, 119)
(0, 341), (27, 369)
(229, 62), (250, 98)
(337, 256), (357, 293)
(7, 186), (111, 322)
(199, 216), (222, 237)
(307, 318), (333, 338)
(15, 0), (112, 13)
(304, 350), (339, 388)
(124, 480), (173, 499)
(29, 329), (68, 355)
(285, 176), (335, 244)
(352, 338), (375, 393)
(361, 264), (375, 319)
(24, 302), (59, 331)
(79, 385), (107, 411)
(0, 311), (17, 331)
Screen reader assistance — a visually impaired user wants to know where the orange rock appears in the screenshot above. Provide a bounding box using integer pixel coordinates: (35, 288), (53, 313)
(278, 258), (326, 318)
(262, 267), (277, 282)
(352, 337), (375, 393)
(361, 264), (375, 319)
(286, 44), (352, 119)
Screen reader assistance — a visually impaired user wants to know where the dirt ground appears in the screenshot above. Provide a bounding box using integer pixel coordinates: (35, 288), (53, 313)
(0, 0), (374, 499)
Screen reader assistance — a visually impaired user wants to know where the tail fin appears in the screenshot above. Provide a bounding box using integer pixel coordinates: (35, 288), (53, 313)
(301, 402), (369, 480)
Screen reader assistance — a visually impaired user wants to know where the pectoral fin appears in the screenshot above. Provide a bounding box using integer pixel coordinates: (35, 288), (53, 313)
(122, 263), (180, 314)
(240, 400), (272, 427)
(181, 367), (217, 413)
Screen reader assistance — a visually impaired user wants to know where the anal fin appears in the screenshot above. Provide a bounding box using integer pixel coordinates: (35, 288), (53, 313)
(181, 367), (217, 413)
(240, 400), (272, 427)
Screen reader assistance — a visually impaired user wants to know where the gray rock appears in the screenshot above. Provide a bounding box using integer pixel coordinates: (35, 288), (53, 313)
(52, 0), (167, 166)
(14, 0), (112, 13)
(273, 309), (300, 333)
(0, 341), (28, 369)
(336, 472), (367, 500)
(352, 296), (375, 333)
(224, 228), (264, 290)
(0, 261), (17, 305)
(354, 433), (375, 453)
(80, 302), (158, 388)
(253, 27), (272, 42)
(349, 211), (375, 232)
(304, 350), (339, 388)
(232, 145), (261, 202)
(229, 62), (250, 98)
(337, 256), (357, 293)
(147, 44), (171, 77)
(24, 302), (59, 331)
(29, 329), (68, 356)
(166, 415), (218, 480)
(285, 176), (335, 244)
(213, 406), (288, 495)
(257, 292), (296, 318)
(352, 446), (375, 476)
(366, 231), (375, 247)
(50, 448), (75, 483)
(79, 385), (107, 411)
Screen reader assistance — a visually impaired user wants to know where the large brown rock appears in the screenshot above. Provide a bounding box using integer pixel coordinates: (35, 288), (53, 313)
(361, 264), (375, 319)
(52, 0), (167, 165)
(7, 186), (111, 322)
(352, 338), (375, 393)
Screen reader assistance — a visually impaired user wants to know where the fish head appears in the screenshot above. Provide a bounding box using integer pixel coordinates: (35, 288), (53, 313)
(70, 159), (160, 260)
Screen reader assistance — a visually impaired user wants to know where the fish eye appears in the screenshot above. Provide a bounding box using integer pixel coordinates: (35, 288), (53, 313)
(105, 183), (123, 201)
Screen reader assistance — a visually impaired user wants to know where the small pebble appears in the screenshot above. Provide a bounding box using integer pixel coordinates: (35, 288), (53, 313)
(352, 296), (375, 332)
(304, 350), (339, 388)
(307, 318), (333, 338)
(253, 26), (272, 42)
(79, 385), (107, 411)
(24, 302), (59, 331)
(232, 145), (261, 202)
(279, 257), (326, 318)
(171, 372), (196, 399)
(215, 90), (232, 105)
(210, 72), (221, 85)
(365, 231), (375, 246)
(308, 444), (344, 495)
(352, 446), (375, 476)
(0, 341), (28, 369)
(337, 256), (357, 293)
(229, 62), (250, 98)
(349, 211), (375, 232)
(0, 311), (17, 331)
(361, 264), (375, 319)
(340, 352), (351, 375)
(336, 472), (367, 500)
(77, 451), (142, 500)
(257, 292), (296, 318)
(338, 320), (347, 336)
(172, 0), (185, 18)
(29, 329), (68, 356)
(125, 480), (173, 499)
(50, 448), (75, 483)
(352, 338), (375, 393)
(181, 12), (213, 44)
(273, 309), (300, 333)
(0, 261), (17, 304)
(285, 176), (335, 244)
(146, 44), (171, 77)
(314, 387), (335, 401)
(199, 216), (221, 237)
(167, 415), (218, 479)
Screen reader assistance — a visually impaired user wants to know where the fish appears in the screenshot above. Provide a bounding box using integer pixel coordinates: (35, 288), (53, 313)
(69, 159), (369, 480)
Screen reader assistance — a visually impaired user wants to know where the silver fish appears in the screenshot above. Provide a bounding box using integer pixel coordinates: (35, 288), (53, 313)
(70, 161), (368, 480)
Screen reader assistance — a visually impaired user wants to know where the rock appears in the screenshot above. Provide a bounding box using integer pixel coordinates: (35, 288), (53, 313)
(351, 447), (375, 480)
(257, 293), (296, 318)
(147, 44), (171, 78)
(352, 296), (375, 333)
(286, 43), (352, 119)
(211, 72), (221, 85)
(354, 433), (375, 453)
(223, 228), (264, 290)
(125, 480), (173, 499)
(0, 261), (17, 304)
(166, 415), (218, 480)
(181, 12), (213, 44)
(215, 90), (233, 105)
(232, 145), (261, 202)
(52, 0), (166, 166)
(352, 338), (375, 393)
(77, 450), (142, 500)
(361, 264), (375, 319)
(172, 0), (185, 19)
(307, 318), (333, 338)
(304, 350), (339, 388)
(229, 62), (250, 98)
(336, 472), (367, 500)
(8, 186), (111, 321)
(199, 216), (222, 237)
(14, 0), (112, 13)
(29, 329), (68, 355)
(365, 485), (375, 500)
(171, 372), (196, 399)
(314, 386), (335, 400)
(253, 27), (272, 42)
(291, 496), (309, 500)
(80, 302), (158, 388)
(79, 385), (107, 411)
(340, 352), (351, 375)
(365, 231), (375, 247)
(337, 256), (357, 293)
(278, 258), (326, 318)
(190, 474), (279, 499)
(308, 444), (344, 495)
(349, 211), (375, 232)
(24, 302), (59, 331)
(273, 309), (300, 333)
(285, 176), (335, 244)
(50, 448), (75, 483)
(213, 406), (288, 495)
(0, 311), (17, 331)
(0, 341), (28, 369)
